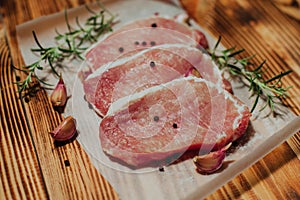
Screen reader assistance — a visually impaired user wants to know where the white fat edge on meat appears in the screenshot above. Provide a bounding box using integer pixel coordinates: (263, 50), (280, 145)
(83, 15), (189, 58)
(221, 87), (247, 130)
(105, 76), (203, 117)
(193, 77), (247, 130)
(106, 76), (247, 134)
(106, 77), (209, 116)
(83, 14), (199, 68)
(115, 15), (191, 29)
(85, 47), (153, 81)
(81, 31), (112, 73)
(85, 43), (206, 81)
(201, 53), (224, 88)
(83, 14), (204, 77)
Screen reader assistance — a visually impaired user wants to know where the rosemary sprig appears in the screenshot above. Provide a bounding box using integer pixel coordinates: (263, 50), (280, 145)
(16, 3), (116, 95)
(208, 36), (292, 113)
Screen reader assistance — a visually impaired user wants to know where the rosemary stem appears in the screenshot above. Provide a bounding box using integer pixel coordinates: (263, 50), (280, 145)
(209, 36), (292, 112)
(16, 4), (116, 96)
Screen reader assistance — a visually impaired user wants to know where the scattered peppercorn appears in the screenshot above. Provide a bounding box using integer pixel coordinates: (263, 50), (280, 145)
(173, 123), (178, 129)
(142, 41), (147, 46)
(153, 116), (159, 122)
(16, 76), (21, 81)
(151, 23), (157, 28)
(64, 160), (70, 167)
(159, 167), (164, 172)
(88, 103), (93, 110)
(119, 47), (124, 53)
(134, 41), (139, 45)
(150, 41), (156, 46)
(150, 61), (155, 67)
(24, 97), (30, 103)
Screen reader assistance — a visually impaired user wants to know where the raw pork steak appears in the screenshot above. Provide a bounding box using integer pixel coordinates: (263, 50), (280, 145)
(84, 44), (223, 116)
(80, 16), (208, 80)
(100, 77), (251, 168)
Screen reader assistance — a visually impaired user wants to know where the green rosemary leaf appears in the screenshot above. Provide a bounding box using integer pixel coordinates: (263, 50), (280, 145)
(222, 46), (236, 55)
(75, 52), (85, 60)
(85, 4), (97, 15)
(210, 36), (292, 113)
(36, 65), (43, 70)
(227, 64), (242, 72)
(66, 29), (81, 36)
(213, 36), (222, 52)
(16, 4), (116, 97)
(31, 48), (46, 52)
(48, 58), (60, 77)
(251, 89), (261, 112)
(32, 31), (45, 50)
(75, 16), (85, 32)
(265, 70), (292, 83)
(64, 9), (72, 33)
(228, 48), (245, 58)
(253, 60), (266, 72)
(58, 47), (75, 53)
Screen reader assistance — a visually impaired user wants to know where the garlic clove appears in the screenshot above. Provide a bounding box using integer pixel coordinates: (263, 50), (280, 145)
(174, 13), (189, 25)
(193, 143), (232, 174)
(50, 74), (67, 107)
(50, 116), (77, 142)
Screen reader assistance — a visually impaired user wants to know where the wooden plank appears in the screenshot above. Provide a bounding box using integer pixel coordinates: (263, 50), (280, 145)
(0, 0), (118, 199)
(182, 0), (300, 156)
(0, 28), (48, 200)
(180, 0), (300, 199)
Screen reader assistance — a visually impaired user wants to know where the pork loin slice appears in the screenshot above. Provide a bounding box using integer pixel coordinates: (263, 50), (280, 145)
(100, 77), (251, 168)
(84, 44), (223, 117)
(80, 16), (208, 80)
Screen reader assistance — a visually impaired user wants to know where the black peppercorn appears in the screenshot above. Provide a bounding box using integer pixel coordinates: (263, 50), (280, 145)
(119, 47), (124, 53)
(64, 160), (70, 167)
(153, 116), (159, 122)
(159, 167), (164, 172)
(150, 61), (156, 67)
(173, 123), (178, 129)
(151, 23), (157, 28)
(142, 41), (147, 46)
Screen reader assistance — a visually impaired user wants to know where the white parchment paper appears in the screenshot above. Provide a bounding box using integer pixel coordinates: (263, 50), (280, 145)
(16, 0), (300, 199)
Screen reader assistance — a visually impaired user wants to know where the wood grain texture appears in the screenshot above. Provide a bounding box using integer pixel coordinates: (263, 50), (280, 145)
(180, 0), (300, 199)
(183, 0), (300, 159)
(0, 28), (49, 200)
(0, 0), (118, 199)
(0, 0), (299, 199)
(182, 0), (300, 157)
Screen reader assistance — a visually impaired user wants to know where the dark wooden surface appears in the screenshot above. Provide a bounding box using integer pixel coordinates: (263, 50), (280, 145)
(0, 0), (299, 199)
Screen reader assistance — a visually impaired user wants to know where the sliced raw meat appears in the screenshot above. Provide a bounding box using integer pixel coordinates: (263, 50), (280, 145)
(84, 44), (224, 117)
(100, 77), (251, 168)
(80, 16), (208, 80)
(109, 16), (208, 49)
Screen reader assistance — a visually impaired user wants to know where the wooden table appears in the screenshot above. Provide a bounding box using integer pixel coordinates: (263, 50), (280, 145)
(1, 0), (299, 199)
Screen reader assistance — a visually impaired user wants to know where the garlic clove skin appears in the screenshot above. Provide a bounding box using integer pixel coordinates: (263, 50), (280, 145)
(50, 75), (67, 107)
(193, 143), (232, 174)
(50, 116), (77, 142)
(193, 151), (225, 174)
(174, 13), (189, 24)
